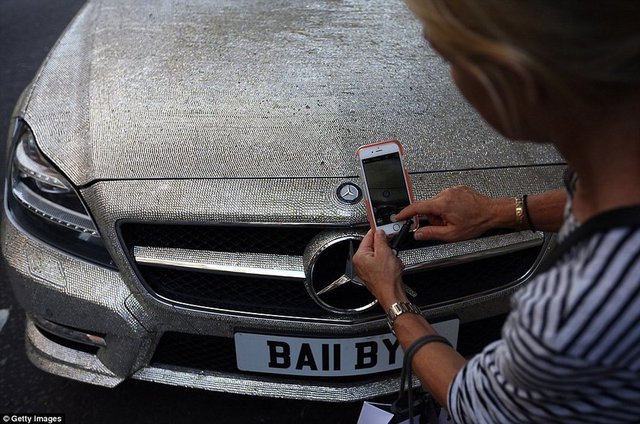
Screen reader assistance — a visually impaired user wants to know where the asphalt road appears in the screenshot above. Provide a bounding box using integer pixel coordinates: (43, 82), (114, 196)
(0, 2), (365, 422)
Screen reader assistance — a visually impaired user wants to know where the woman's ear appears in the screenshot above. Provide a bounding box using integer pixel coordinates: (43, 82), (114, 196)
(496, 57), (558, 143)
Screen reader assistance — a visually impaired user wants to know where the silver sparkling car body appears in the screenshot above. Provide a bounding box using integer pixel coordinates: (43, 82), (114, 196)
(2, 0), (564, 401)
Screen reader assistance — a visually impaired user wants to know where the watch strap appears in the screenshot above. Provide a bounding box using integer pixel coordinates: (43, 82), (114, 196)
(386, 302), (422, 335)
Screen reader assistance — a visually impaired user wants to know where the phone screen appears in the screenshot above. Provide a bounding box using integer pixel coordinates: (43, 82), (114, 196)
(362, 152), (411, 226)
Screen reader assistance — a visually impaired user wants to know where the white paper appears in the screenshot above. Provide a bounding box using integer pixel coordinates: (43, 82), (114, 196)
(357, 402), (394, 424)
(357, 401), (453, 424)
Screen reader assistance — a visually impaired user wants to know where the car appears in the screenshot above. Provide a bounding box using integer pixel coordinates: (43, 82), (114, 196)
(1, 0), (564, 402)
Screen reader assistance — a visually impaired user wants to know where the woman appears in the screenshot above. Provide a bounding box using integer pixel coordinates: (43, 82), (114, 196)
(353, 1), (640, 422)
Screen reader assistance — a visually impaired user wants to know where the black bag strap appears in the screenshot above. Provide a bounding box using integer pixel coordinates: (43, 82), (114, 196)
(537, 205), (640, 274)
(392, 335), (452, 424)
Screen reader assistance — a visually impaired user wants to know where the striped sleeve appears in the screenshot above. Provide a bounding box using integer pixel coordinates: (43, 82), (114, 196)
(447, 228), (640, 423)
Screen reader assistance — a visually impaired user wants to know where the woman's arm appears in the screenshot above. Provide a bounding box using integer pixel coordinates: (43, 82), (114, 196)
(394, 186), (566, 242)
(352, 230), (466, 406)
(520, 189), (566, 232)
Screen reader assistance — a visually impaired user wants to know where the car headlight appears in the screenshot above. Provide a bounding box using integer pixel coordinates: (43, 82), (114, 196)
(6, 121), (116, 269)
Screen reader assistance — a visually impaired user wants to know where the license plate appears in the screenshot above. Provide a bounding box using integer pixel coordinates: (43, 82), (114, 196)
(234, 319), (459, 377)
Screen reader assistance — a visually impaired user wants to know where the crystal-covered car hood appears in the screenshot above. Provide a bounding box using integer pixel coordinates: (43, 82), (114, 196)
(21, 0), (562, 185)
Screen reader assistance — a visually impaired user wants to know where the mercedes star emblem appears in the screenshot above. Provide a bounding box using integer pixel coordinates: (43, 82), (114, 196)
(305, 234), (377, 314)
(336, 182), (362, 204)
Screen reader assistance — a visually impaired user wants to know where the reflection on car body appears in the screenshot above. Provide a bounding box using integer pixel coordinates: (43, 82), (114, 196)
(0, 0), (565, 401)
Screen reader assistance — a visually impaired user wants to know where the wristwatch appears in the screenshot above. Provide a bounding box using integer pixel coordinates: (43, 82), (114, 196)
(386, 302), (422, 335)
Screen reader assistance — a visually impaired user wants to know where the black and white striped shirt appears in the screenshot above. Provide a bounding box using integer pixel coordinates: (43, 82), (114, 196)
(448, 192), (640, 422)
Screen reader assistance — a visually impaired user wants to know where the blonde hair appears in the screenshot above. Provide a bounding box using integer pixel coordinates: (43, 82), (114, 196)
(406, 0), (640, 133)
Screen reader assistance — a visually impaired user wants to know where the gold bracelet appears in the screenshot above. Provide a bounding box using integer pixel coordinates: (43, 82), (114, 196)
(514, 196), (524, 230)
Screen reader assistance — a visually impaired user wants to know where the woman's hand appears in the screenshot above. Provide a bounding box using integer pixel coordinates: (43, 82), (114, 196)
(353, 229), (408, 310)
(395, 185), (511, 242)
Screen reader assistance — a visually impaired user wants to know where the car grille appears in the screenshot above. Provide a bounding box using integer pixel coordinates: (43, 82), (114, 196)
(119, 223), (543, 320)
(122, 223), (320, 255)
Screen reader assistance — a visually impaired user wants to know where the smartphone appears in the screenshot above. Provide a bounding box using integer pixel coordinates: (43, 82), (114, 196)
(356, 140), (417, 235)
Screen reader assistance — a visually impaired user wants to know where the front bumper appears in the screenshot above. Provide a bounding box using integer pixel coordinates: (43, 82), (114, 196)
(2, 215), (413, 400)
